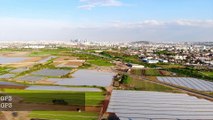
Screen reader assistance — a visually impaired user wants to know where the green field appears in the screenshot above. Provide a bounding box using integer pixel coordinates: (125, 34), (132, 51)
(29, 49), (114, 67)
(88, 59), (113, 66)
(29, 48), (73, 57)
(208, 92), (213, 96)
(130, 69), (142, 76)
(29, 111), (98, 120)
(168, 68), (213, 82)
(128, 78), (178, 92)
(130, 69), (172, 76)
(0, 67), (10, 75)
(3, 89), (105, 106)
(157, 64), (185, 69)
(145, 69), (161, 76)
(29, 50), (60, 56)
(201, 72), (213, 77)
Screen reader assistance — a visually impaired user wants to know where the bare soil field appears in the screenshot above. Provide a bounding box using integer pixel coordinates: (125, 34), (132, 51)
(89, 66), (115, 73)
(1, 111), (30, 120)
(5, 57), (43, 68)
(0, 85), (27, 89)
(54, 56), (78, 61)
(65, 61), (84, 66)
(1, 52), (31, 57)
(54, 56), (85, 68)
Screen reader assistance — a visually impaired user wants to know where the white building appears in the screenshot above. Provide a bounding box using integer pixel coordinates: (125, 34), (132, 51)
(24, 45), (45, 49)
(126, 63), (145, 69)
(147, 60), (159, 64)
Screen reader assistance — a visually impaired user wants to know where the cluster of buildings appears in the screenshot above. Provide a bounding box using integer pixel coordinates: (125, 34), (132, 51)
(0, 40), (212, 67)
(125, 42), (213, 67)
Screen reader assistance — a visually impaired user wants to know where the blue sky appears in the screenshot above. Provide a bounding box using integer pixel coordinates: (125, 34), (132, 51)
(0, 0), (213, 42)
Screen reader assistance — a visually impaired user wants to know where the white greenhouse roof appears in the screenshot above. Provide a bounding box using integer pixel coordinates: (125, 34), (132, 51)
(157, 77), (213, 91)
(107, 90), (213, 120)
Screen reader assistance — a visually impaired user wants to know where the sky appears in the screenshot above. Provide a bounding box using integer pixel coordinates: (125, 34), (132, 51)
(0, 0), (213, 43)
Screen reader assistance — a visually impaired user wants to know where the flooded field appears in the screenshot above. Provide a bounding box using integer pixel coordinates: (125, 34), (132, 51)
(10, 67), (29, 73)
(48, 70), (115, 87)
(25, 85), (102, 92)
(0, 74), (15, 79)
(16, 75), (46, 82)
(0, 81), (23, 86)
(32, 69), (71, 77)
(0, 56), (28, 64)
(37, 56), (56, 63)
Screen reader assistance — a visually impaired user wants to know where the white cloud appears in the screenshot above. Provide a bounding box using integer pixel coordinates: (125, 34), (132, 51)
(107, 19), (213, 28)
(0, 18), (212, 42)
(79, 0), (123, 10)
(173, 19), (213, 27)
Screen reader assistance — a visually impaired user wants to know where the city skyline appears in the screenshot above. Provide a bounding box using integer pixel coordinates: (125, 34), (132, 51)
(0, 0), (213, 42)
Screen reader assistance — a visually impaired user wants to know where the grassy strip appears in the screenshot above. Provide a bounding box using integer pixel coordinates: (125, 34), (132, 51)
(29, 111), (98, 120)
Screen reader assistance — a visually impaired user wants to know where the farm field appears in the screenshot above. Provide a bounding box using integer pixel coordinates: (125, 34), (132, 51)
(25, 85), (102, 92)
(0, 81), (23, 86)
(157, 64), (185, 69)
(16, 75), (46, 82)
(0, 55), (43, 68)
(10, 67), (29, 73)
(48, 69), (114, 87)
(157, 77), (213, 91)
(32, 69), (71, 77)
(145, 69), (162, 76)
(29, 111), (98, 120)
(88, 59), (113, 66)
(0, 67), (11, 75)
(29, 49), (64, 57)
(0, 73), (15, 79)
(3, 89), (105, 106)
(53, 56), (85, 68)
(128, 77), (178, 92)
(209, 92), (213, 96)
(130, 69), (172, 76)
(201, 71), (213, 77)
(37, 56), (57, 63)
(0, 56), (28, 64)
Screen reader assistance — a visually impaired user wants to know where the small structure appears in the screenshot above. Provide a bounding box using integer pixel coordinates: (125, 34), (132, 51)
(126, 63), (144, 69)
(142, 58), (159, 64)
(159, 59), (168, 63)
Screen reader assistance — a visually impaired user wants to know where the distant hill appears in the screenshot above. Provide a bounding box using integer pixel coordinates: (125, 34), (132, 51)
(193, 42), (213, 46)
(130, 41), (150, 44)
